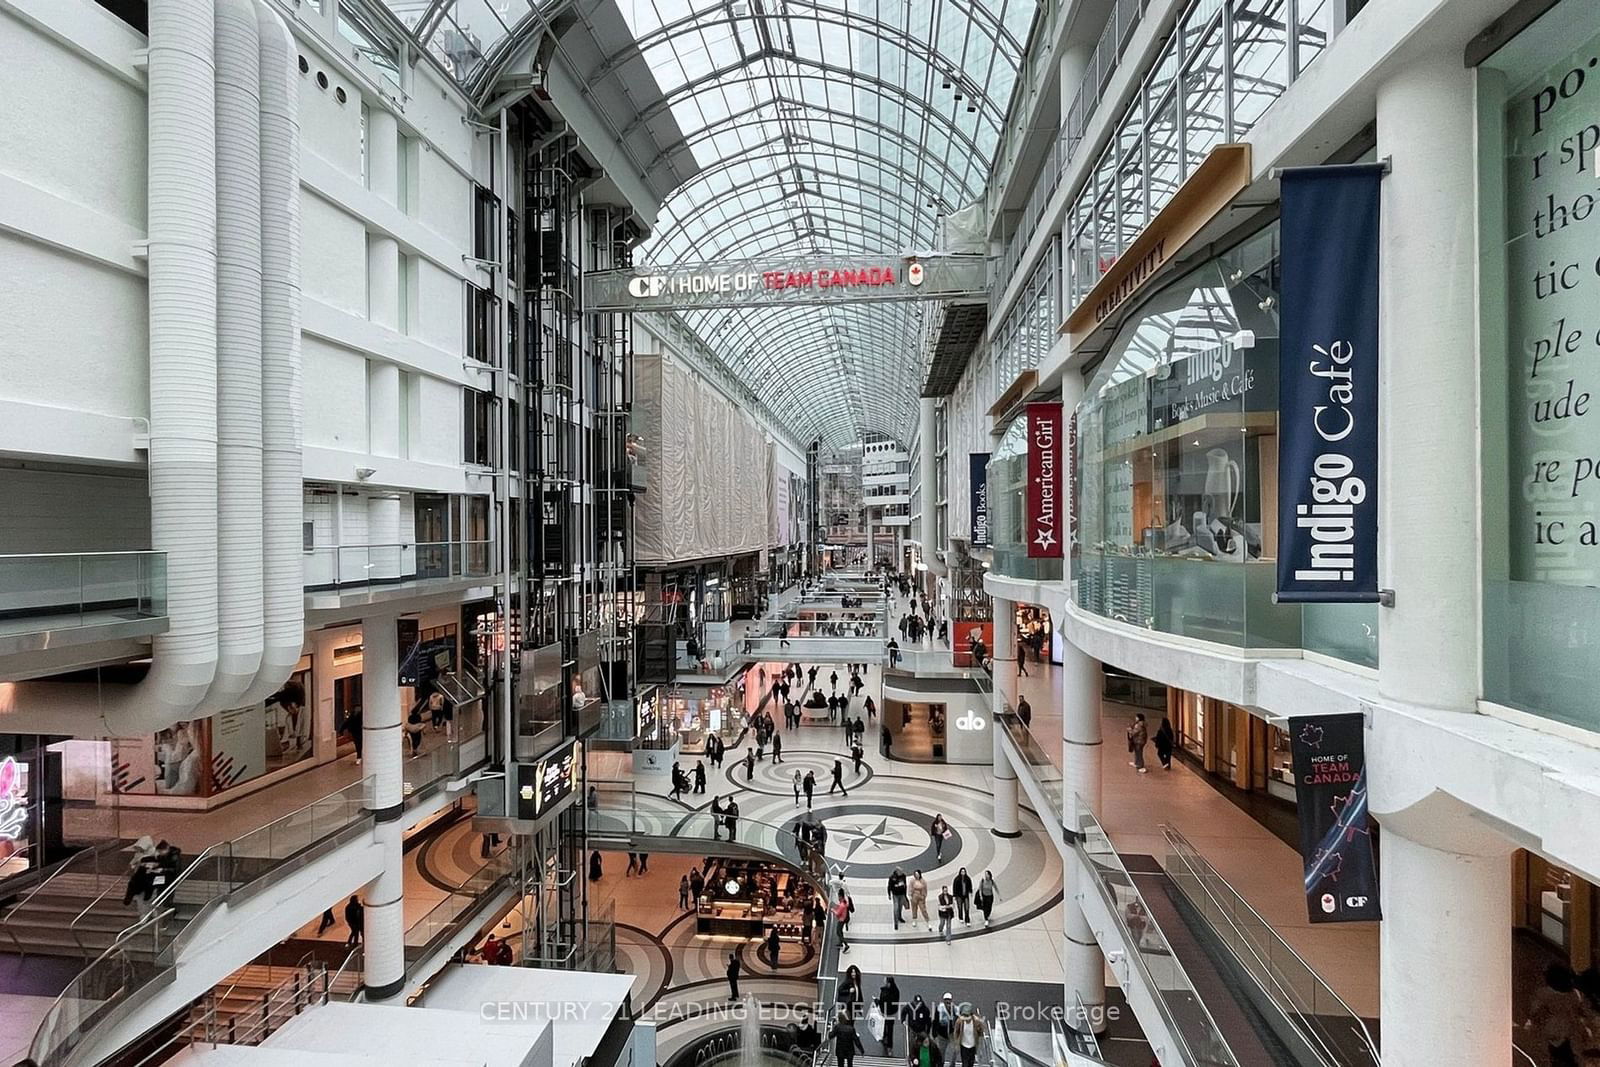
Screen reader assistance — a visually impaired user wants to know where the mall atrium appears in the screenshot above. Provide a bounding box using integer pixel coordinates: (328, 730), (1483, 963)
(0, 0), (1595, 1065)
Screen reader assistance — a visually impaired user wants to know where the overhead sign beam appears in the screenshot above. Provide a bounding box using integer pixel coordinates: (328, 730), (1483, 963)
(583, 254), (988, 311)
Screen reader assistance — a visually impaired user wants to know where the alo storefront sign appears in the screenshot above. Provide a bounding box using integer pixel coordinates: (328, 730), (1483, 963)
(1289, 714), (1381, 923)
(1025, 403), (1063, 558)
(1276, 165), (1384, 603)
(969, 452), (991, 546)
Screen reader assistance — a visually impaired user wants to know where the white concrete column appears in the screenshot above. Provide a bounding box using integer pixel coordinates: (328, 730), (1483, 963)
(1374, 50), (1477, 712)
(1058, 42), (1094, 129)
(360, 613), (407, 1001)
(918, 398), (946, 580)
(367, 492), (402, 581)
(865, 511), (875, 568)
(1061, 635), (1105, 1032)
(366, 102), (399, 207)
(1379, 832), (1511, 1066)
(991, 595), (1020, 836)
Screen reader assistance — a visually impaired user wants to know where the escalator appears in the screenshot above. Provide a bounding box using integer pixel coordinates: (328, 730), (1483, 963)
(1067, 804), (1380, 1067)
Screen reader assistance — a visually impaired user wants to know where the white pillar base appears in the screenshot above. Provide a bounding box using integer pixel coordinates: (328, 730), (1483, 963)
(1063, 854), (1106, 1035)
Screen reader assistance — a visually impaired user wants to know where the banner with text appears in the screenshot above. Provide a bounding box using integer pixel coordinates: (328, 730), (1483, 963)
(1276, 165), (1384, 603)
(970, 452), (991, 547)
(1289, 713), (1381, 923)
(1026, 404), (1063, 557)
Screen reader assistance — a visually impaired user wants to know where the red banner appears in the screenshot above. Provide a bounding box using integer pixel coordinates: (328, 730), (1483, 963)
(1026, 403), (1063, 558)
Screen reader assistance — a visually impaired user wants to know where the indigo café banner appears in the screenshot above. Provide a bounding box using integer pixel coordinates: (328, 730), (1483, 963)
(1289, 713), (1381, 923)
(1276, 164), (1385, 603)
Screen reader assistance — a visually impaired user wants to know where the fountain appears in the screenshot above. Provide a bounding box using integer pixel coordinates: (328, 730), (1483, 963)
(738, 995), (765, 1067)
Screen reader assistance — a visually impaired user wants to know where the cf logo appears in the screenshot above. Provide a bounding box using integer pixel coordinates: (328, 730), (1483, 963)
(955, 710), (986, 731)
(627, 275), (666, 298)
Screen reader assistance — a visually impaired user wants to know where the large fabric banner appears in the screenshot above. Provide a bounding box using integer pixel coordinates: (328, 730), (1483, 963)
(969, 452), (991, 546)
(1025, 403), (1063, 558)
(1276, 165), (1384, 603)
(1289, 713), (1381, 923)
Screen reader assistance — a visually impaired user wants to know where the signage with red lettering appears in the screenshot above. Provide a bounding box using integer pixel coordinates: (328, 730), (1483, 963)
(1026, 402), (1063, 558)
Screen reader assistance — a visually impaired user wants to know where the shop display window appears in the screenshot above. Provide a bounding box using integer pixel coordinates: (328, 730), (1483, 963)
(1074, 223), (1377, 665)
(1478, 0), (1600, 732)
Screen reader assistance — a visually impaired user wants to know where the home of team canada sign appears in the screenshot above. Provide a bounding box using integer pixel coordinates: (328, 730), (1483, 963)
(1026, 403), (1063, 559)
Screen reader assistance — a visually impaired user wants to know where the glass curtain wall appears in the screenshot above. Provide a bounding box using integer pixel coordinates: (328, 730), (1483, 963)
(1075, 223), (1377, 664)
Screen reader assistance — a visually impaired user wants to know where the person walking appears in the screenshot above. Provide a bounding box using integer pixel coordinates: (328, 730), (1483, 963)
(690, 867), (705, 903)
(832, 1010), (865, 1067)
(887, 638), (900, 668)
(316, 907), (336, 936)
(793, 769), (804, 806)
(930, 814), (950, 861)
(725, 798), (740, 842)
(694, 760), (707, 794)
(834, 888), (855, 952)
(679, 875), (691, 910)
(952, 867), (973, 923)
(908, 870), (930, 927)
(772, 731), (784, 764)
(1016, 646), (1029, 677)
(744, 748), (757, 782)
(1016, 694), (1032, 729)
(589, 849), (603, 881)
(830, 759), (849, 796)
(888, 868), (908, 929)
(1154, 715), (1175, 770)
(726, 951), (741, 1000)
(344, 705), (363, 764)
(710, 795), (725, 840)
(626, 852), (640, 877)
(669, 763), (685, 801)
(936, 887), (956, 943)
(877, 977), (901, 1054)
(1128, 713), (1150, 773)
(865, 695), (877, 720)
(803, 770), (816, 809)
(975, 870), (1000, 927)
(952, 1006), (988, 1067)
(851, 741), (865, 776)
(343, 894), (364, 946)
(830, 670), (839, 693)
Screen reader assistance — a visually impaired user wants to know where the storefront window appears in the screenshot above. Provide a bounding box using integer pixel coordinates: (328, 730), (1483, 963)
(1075, 223), (1377, 664)
(1479, 0), (1600, 731)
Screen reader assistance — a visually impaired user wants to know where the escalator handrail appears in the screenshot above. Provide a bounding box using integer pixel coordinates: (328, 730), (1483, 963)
(1161, 825), (1379, 1067)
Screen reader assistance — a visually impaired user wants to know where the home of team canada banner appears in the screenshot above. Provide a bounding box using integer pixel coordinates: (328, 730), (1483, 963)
(625, 262), (925, 299)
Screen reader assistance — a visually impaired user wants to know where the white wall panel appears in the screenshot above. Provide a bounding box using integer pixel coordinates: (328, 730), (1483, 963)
(0, 231), (148, 423)
(0, 9), (145, 227)
(415, 376), (462, 468)
(416, 260), (464, 354)
(302, 336), (369, 450)
(300, 193), (368, 316)
(417, 147), (469, 250)
(295, 70), (361, 181)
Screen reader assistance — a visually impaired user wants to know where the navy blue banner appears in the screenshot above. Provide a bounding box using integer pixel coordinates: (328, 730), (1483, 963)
(970, 453), (991, 546)
(1289, 714), (1381, 923)
(1276, 164), (1384, 603)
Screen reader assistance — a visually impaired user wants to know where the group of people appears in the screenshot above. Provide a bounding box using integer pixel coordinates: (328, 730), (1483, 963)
(1527, 961), (1600, 1067)
(1125, 712), (1175, 774)
(898, 609), (946, 647)
(122, 836), (184, 915)
(827, 971), (992, 1067)
(887, 864), (1001, 938)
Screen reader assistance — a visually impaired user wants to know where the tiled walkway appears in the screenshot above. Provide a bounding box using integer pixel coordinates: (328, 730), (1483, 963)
(1002, 658), (1381, 1019)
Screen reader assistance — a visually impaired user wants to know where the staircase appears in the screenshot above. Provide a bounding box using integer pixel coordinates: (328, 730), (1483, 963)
(186, 960), (362, 1044)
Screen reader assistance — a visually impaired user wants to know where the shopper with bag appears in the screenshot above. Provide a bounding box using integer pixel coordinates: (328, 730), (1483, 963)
(975, 870), (1000, 927)
(876, 977), (901, 1054)
(930, 814), (950, 862)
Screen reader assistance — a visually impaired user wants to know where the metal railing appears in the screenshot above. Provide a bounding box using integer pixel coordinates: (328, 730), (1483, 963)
(996, 710), (1065, 823)
(4, 841), (129, 958)
(0, 551), (167, 631)
(992, 0), (1152, 305)
(1075, 798), (1241, 1067)
(302, 539), (493, 589)
(131, 958), (334, 1065)
(404, 848), (520, 959)
(1162, 826), (1379, 1067)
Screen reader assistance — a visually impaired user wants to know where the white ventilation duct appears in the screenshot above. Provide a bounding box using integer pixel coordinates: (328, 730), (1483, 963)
(238, 0), (304, 704)
(918, 397), (947, 577)
(0, 0), (304, 735)
(205, 0), (265, 707)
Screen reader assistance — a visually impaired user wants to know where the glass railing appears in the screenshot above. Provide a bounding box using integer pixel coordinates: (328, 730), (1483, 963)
(29, 781), (375, 1067)
(1163, 826), (1379, 1067)
(997, 710), (1065, 823)
(405, 849), (518, 957)
(1053, 1018), (1110, 1065)
(0, 551), (168, 634)
(301, 540), (492, 589)
(1075, 798), (1241, 1067)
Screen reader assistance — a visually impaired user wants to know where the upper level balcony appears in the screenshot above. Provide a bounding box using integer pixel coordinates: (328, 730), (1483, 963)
(303, 540), (495, 613)
(0, 552), (168, 656)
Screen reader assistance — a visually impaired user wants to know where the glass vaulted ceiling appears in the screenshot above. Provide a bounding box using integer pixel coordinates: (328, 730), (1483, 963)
(621, 0), (1034, 446)
(372, 0), (1035, 446)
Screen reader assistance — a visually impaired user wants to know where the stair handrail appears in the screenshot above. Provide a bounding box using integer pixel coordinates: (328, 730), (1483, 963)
(1160, 825), (1380, 1067)
(4, 840), (125, 955)
(329, 944), (364, 1001)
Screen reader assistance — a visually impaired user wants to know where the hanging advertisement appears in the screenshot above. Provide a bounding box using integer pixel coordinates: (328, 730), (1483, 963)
(969, 452), (991, 546)
(1276, 165), (1384, 603)
(515, 739), (581, 822)
(1025, 403), (1064, 558)
(1289, 713), (1381, 923)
